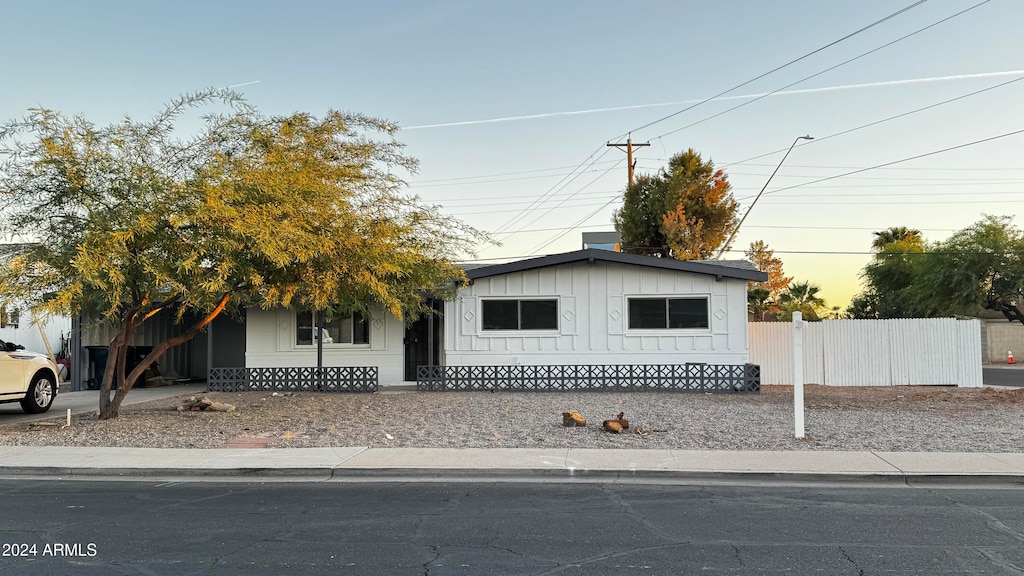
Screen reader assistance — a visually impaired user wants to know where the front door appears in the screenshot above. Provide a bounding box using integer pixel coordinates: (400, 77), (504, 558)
(403, 300), (442, 381)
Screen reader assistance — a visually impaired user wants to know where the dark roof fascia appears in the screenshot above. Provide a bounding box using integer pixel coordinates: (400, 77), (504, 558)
(464, 249), (768, 282)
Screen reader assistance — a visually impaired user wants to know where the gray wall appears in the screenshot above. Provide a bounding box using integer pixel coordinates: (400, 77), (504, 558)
(211, 312), (247, 368)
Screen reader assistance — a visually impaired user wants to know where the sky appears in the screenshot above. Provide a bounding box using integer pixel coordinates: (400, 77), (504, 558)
(2, 0), (1023, 309)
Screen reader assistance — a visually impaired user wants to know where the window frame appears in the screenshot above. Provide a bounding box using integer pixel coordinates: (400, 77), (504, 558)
(295, 310), (370, 347)
(480, 297), (560, 333)
(626, 295), (711, 332)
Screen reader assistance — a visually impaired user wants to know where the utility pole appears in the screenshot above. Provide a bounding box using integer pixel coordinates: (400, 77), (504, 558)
(607, 134), (650, 187)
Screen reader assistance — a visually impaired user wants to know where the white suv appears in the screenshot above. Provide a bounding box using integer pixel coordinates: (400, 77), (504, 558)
(0, 340), (59, 413)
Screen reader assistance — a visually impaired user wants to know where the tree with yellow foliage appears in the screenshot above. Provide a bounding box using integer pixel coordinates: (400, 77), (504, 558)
(0, 90), (486, 419)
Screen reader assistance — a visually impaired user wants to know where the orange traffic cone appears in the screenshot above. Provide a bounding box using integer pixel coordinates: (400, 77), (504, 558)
(1009, 350), (1016, 364)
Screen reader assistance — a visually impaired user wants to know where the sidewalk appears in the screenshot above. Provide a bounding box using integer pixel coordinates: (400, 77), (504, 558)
(1, 446), (1023, 485)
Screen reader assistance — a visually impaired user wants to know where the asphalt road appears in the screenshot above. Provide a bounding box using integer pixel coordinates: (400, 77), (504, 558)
(2, 480), (1023, 575)
(982, 366), (1024, 387)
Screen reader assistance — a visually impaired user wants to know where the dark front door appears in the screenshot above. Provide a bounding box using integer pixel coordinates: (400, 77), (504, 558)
(404, 300), (443, 381)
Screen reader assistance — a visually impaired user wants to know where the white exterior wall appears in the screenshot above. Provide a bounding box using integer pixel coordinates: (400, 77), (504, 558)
(444, 261), (751, 366)
(245, 307), (408, 385)
(0, 315), (71, 357)
(749, 318), (983, 387)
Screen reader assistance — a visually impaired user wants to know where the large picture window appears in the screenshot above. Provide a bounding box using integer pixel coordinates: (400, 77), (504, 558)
(628, 297), (709, 330)
(482, 299), (558, 331)
(296, 311), (370, 345)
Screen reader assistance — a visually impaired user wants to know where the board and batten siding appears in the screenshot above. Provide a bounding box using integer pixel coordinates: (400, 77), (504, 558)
(245, 306), (407, 385)
(445, 261), (751, 366)
(749, 318), (982, 387)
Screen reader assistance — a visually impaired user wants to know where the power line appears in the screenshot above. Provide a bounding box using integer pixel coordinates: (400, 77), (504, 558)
(760, 127), (1024, 198)
(525, 197), (621, 256)
(507, 223), (959, 235)
(497, 161), (621, 237)
(647, 0), (993, 141)
(499, 126), (1024, 252)
(749, 199), (1024, 206)
(408, 161), (620, 186)
(461, 248), (1019, 263)
(625, 1), (930, 136)
(487, 145), (613, 236)
(499, 1), (939, 251)
(652, 160), (1024, 172)
(720, 71), (1024, 170)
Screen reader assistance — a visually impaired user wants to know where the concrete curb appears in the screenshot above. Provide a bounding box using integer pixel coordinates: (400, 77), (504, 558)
(1, 465), (1022, 486)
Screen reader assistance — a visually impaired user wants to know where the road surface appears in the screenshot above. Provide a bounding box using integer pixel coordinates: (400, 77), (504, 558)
(2, 480), (1023, 575)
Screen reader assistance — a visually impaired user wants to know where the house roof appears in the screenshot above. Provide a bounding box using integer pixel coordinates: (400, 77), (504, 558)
(462, 249), (768, 282)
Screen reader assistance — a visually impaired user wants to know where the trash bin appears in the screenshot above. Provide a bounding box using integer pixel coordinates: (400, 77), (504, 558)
(84, 346), (108, 390)
(84, 345), (154, 390)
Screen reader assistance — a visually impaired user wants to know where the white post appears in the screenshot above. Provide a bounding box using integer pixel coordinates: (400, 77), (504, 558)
(793, 311), (805, 439)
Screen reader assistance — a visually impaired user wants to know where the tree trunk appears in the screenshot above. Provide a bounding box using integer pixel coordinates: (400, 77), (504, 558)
(97, 293), (231, 420)
(98, 329), (129, 419)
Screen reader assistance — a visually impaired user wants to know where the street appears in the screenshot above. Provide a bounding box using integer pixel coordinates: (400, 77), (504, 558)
(2, 480), (1023, 575)
(982, 366), (1024, 388)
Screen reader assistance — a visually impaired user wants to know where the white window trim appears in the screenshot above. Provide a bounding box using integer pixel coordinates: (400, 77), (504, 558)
(478, 296), (561, 337)
(624, 294), (712, 334)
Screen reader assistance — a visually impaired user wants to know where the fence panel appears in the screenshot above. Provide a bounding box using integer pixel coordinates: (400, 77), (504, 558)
(750, 318), (981, 387)
(749, 322), (825, 385)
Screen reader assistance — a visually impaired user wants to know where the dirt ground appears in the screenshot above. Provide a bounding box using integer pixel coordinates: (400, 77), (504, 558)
(764, 383), (1024, 410)
(1, 384), (1022, 451)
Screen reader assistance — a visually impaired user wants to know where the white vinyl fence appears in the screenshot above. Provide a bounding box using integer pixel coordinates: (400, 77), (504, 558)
(749, 318), (982, 387)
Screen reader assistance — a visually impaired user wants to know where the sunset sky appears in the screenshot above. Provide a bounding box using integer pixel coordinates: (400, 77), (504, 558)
(3, 0), (1022, 308)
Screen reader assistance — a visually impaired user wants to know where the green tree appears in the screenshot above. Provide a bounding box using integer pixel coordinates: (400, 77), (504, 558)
(914, 215), (1024, 322)
(778, 280), (826, 321)
(613, 149), (738, 260)
(747, 286), (772, 321)
(849, 233), (930, 319)
(0, 90), (486, 419)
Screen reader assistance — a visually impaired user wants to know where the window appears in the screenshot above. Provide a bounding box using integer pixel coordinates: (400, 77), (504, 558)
(296, 311), (369, 345)
(628, 297), (709, 329)
(482, 299), (558, 331)
(0, 307), (17, 329)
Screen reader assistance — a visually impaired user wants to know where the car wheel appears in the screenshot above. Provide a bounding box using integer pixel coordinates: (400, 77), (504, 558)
(21, 373), (56, 414)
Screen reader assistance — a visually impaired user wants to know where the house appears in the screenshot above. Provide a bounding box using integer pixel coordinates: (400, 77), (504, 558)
(235, 249), (767, 391)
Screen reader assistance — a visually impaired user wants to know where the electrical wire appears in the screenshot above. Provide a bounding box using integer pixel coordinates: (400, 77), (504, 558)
(647, 0), (993, 142)
(492, 1), (932, 247)
(720, 71), (1024, 170)
(760, 127), (1024, 198)
(625, 0), (931, 136)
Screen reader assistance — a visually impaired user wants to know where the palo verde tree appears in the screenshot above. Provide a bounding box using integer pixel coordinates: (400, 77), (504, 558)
(0, 90), (487, 419)
(613, 149), (738, 260)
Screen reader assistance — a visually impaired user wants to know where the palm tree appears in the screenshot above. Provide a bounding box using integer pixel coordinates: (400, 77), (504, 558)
(871, 226), (922, 251)
(779, 281), (825, 307)
(778, 280), (826, 321)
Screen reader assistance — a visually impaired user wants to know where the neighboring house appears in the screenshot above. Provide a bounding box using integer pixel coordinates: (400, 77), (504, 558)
(241, 249), (767, 388)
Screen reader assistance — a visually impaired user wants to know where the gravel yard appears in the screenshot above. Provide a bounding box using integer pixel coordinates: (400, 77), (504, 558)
(1, 385), (1022, 452)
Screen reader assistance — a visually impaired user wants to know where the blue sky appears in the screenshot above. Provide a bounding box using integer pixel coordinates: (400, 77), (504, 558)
(3, 0), (1023, 308)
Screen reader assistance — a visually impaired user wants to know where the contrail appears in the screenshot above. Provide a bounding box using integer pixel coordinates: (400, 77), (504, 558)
(402, 70), (1024, 130)
(226, 80), (262, 89)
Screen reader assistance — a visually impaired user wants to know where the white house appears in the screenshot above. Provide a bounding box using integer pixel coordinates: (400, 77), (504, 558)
(239, 249), (767, 390)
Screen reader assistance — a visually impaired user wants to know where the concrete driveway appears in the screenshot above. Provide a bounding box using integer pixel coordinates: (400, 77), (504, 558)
(0, 382), (206, 426)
